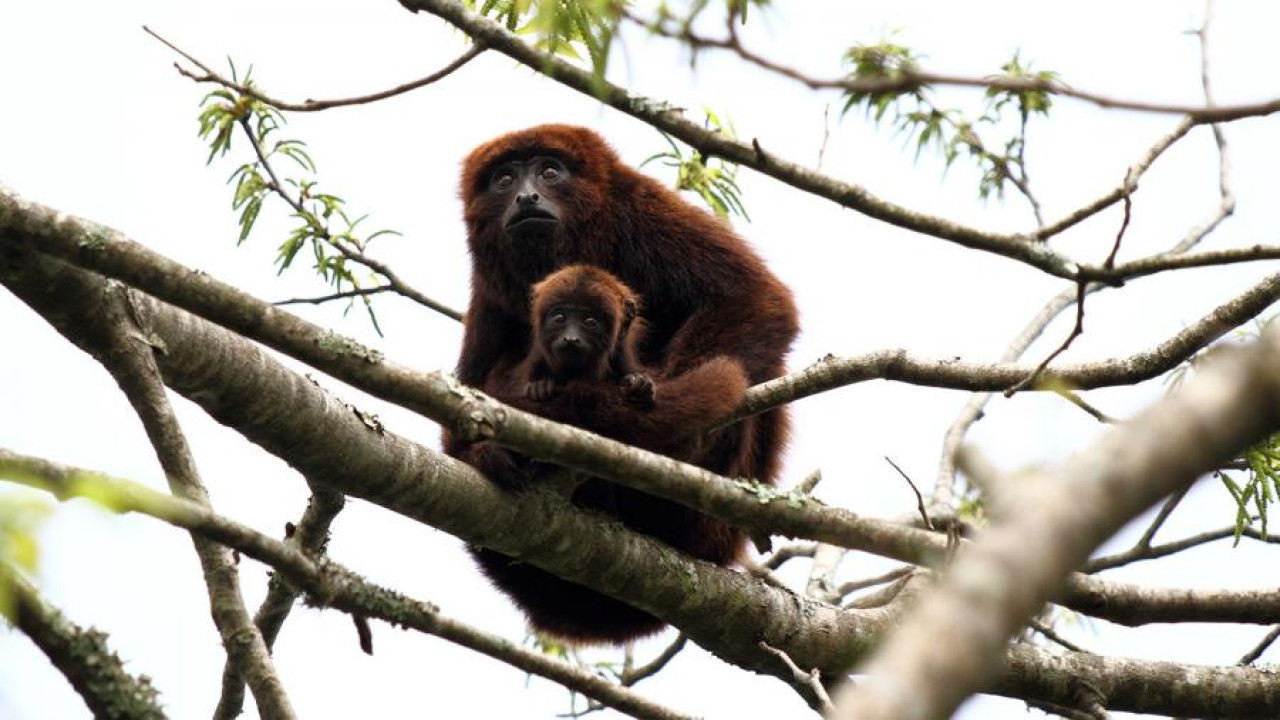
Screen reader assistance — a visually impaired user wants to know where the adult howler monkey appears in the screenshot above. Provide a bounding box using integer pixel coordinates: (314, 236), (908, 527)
(448, 125), (798, 640)
(466, 265), (750, 642)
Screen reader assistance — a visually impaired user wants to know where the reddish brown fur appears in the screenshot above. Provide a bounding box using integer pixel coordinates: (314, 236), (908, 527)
(447, 125), (799, 642)
(468, 266), (750, 642)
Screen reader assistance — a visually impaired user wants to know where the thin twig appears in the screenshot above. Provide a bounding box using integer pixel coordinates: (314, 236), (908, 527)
(1028, 618), (1091, 655)
(1102, 194), (1133, 270)
(835, 567), (914, 600)
(1084, 521), (1280, 573)
(1052, 388), (1117, 424)
(144, 26), (484, 112)
(1137, 487), (1190, 549)
(622, 634), (689, 686)
(274, 284), (394, 306)
(933, 4), (1237, 505)
(1238, 625), (1280, 665)
(1006, 281), (1088, 397)
(758, 641), (835, 715)
(885, 456), (932, 530)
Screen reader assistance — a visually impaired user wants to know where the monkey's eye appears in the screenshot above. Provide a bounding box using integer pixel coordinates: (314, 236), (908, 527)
(492, 172), (515, 191)
(583, 317), (600, 331)
(548, 311), (567, 325)
(539, 166), (561, 182)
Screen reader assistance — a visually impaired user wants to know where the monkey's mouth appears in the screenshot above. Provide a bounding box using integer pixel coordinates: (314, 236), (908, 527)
(505, 209), (558, 232)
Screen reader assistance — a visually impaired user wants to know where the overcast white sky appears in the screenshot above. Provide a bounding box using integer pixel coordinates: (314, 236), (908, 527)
(2, 1), (1279, 718)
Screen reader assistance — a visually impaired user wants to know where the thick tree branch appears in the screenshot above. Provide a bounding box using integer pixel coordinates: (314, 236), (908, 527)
(0, 451), (693, 720)
(831, 325), (1280, 719)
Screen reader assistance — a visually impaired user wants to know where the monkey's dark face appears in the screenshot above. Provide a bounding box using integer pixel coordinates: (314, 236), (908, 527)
(538, 302), (615, 380)
(487, 155), (569, 243)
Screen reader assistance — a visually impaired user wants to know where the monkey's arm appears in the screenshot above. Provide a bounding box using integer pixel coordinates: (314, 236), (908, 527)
(544, 356), (748, 455)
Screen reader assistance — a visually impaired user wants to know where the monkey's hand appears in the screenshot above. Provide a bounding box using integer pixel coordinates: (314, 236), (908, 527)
(621, 373), (656, 409)
(524, 378), (558, 401)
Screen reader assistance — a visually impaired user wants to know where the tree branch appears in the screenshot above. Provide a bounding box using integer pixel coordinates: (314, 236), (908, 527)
(215, 485), (345, 719)
(831, 325), (1280, 719)
(624, 6), (1280, 122)
(88, 283), (294, 719)
(0, 451), (693, 720)
(144, 26), (484, 113)
(0, 562), (165, 720)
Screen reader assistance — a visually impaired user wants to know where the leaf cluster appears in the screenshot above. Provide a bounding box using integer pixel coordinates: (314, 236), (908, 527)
(1221, 433), (1280, 544)
(842, 42), (1056, 202)
(1170, 318), (1280, 541)
(642, 111), (749, 220)
(196, 61), (401, 332)
(467, 0), (624, 79)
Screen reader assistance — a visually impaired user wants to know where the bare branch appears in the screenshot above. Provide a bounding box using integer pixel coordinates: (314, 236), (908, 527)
(1035, 118), (1194, 241)
(1027, 618), (1092, 655)
(1239, 626), (1280, 666)
(1006, 282), (1088, 396)
(144, 26), (484, 112)
(90, 283), (294, 719)
(932, 11), (1238, 504)
(884, 457), (932, 530)
(804, 544), (848, 602)
(736, 270), (1280, 420)
(759, 641), (835, 715)
(274, 284), (393, 307)
(762, 543), (819, 571)
(621, 634), (689, 687)
(836, 567), (915, 601)
(7, 194), (1280, 630)
(0, 563), (165, 719)
(215, 486), (346, 719)
(1053, 388), (1117, 424)
(401, 0), (1085, 278)
(1102, 195), (1133, 270)
(1084, 522), (1280, 574)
